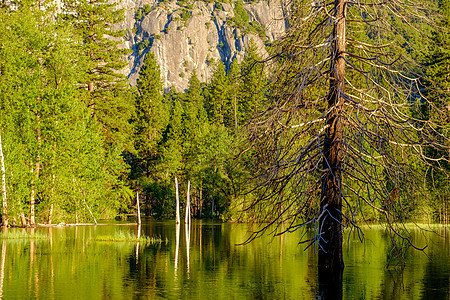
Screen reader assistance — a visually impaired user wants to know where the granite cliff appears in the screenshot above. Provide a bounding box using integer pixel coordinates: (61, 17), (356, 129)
(114, 0), (287, 91)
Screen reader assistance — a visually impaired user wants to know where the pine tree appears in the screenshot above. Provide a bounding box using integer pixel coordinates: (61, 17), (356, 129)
(61, 0), (134, 148)
(421, 0), (450, 221)
(185, 70), (205, 123)
(239, 40), (266, 123)
(226, 59), (241, 131)
(206, 62), (228, 125)
(162, 92), (185, 178)
(60, 0), (135, 209)
(134, 52), (169, 178)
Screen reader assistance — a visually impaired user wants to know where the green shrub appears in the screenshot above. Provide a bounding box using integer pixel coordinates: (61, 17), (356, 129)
(232, 0), (249, 29)
(0, 231), (49, 240)
(138, 39), (151, 55)
(181, 10), (192, 22)
(135, 4), (153, 21)
(94, 231), (167, 244)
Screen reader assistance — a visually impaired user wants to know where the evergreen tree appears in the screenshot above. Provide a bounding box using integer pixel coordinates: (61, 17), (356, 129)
(60, 0), (134, 207)
(134, 52), (169, 178)
(185, 70), (204, 122)
(162, 92), (185, 178)
(226, 59), (241, 131)
(206, 62), (228, 125)
(239, 40), (266, 123)
(61, 0), (134, 148)
(421, 0), (450, 221)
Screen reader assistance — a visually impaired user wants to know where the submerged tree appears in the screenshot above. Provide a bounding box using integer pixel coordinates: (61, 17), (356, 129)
(246, 0), (449, 292)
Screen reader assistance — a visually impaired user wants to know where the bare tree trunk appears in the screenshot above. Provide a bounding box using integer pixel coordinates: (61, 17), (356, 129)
(82, 197), (97, 224)
(48, 204), (53, 225)
(175, 177), (180, 224)
(0, 131), (7, 227)
(234, 95), (238, 131)
(88, 82), (95, 117)
(30, 124), (41, 225)
(185, 181), (191, 224)
(198, 184), (203, 218)
(211, 198), (214, 219)
(136, 192), (141, 225)
(318, 0), (346, 279)
(30, 183), (36, 225)
(49, 173), (55, 224)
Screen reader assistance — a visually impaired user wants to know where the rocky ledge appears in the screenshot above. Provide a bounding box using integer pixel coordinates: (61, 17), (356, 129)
(115, 0), (287, 91)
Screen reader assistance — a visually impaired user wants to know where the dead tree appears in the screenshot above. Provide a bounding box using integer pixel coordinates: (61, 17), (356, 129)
(245, 0), (449, 276)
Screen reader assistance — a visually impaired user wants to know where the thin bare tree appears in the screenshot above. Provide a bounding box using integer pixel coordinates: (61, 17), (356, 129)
(0, 130), (7, 227)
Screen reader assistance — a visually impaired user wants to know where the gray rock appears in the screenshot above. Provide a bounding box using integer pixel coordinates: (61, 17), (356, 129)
(116, 0), (287, 91)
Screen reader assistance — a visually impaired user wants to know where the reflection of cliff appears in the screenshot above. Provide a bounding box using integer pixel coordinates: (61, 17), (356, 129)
(116, 1), (287, 91)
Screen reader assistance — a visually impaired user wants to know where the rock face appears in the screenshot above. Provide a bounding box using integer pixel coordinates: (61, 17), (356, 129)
(116, 0), (287, 91)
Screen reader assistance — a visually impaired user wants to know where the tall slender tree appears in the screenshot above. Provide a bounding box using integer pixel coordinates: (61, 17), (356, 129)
(206, 62), (228, 125)
(61, 0), (134, 147)
(134, 52), (168, 178)
(239, 40), (266, 123)
(0, 130), (7, 226)
(61, 0), (134, 205)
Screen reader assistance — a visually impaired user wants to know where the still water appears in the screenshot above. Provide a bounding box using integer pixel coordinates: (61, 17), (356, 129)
(0, 221), (448, 299)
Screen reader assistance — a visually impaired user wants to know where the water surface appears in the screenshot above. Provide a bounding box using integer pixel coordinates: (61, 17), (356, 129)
(0, 221), (448, 299)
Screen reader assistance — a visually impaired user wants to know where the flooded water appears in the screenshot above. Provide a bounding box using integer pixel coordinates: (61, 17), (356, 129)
(0, 221), (448, 299)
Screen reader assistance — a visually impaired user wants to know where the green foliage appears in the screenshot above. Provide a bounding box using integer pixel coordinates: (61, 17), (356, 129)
(138, 39), (151, 54)
(232, 0), (249, 28)
(135, 4), (153, 21)
(229, 0), (266, 39)
(238, 40), (267, 121)
(180, 10), (192, 22)
(0, 231), (48, 240)
(94, 231), (167, 243)
(418, 0), (450, 221)
(132, 52), (169, 179)
(0, 1), (128, 224)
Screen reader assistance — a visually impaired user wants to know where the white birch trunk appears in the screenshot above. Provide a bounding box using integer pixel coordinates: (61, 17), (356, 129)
(0, 131), (7, 227)
(185, 181), (191, 224)
(175, 177), (180, 224)
(136, 192), (141, 225)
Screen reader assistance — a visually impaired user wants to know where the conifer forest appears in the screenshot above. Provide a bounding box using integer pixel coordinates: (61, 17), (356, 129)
(0, 0), (448, 231)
